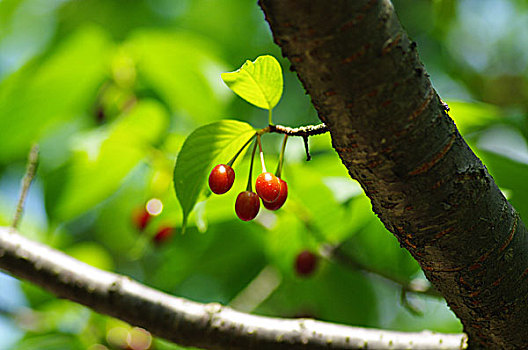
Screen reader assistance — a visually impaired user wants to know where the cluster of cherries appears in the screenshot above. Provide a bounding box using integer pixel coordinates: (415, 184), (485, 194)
(209, 165), (287, 220)
(208, 135), (288, 221)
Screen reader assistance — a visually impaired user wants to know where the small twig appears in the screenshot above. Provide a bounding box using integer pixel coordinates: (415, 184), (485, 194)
(257, 123), (327, 161)
(267, 123), (329, 137)
(11, 144), (39, 229)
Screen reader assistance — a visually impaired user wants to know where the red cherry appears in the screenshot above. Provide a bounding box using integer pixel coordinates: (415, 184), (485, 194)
(153, 226), (174, 244)
(295, 250), (318, 277)
(263, 179), (288, 210)
(133, 208), (151, 231)
(208, 164), (235, 194)
(255, 172), (281, 202)
(235, 191), (260, 221)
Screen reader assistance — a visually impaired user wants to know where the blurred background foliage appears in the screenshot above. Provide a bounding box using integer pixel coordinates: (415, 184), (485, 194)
(0, 0), (527, 349)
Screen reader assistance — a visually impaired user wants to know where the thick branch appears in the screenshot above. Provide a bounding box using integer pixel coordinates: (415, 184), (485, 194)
(259, 0), (528, 349)
(0, 227), (465, 350)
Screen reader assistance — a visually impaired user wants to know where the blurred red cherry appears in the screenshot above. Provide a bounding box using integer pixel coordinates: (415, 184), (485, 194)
(153, 226), (174, 245)
(133, 208), (151, 231)
(295, 250), (318, 277)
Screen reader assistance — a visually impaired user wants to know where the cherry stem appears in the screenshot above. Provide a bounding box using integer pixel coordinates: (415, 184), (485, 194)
(302, 135), (311, 161)
(268, 109), (273, 126)
(257, 135), (267, 173)
(275, 134), (288, 178)
(227, 133), (257, 167)
(246, 139), (258, 192)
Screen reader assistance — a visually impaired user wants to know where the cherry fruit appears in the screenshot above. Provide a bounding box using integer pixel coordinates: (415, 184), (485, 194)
(209, 164), (235, 194)
(255, 172), (281, 202)
(235, 191), (260, 221)
(263, 179), (288, 210)
(133, 208), (151, 231)
(295, 250), (318, 277)
(153, 226), (174, 245)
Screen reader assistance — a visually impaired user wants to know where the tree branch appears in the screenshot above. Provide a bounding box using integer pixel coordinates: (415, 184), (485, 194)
(267, 123), (329, 137)
(258, 0), (528, 348)
(259, 123), (329, 160)
(0, 226), (466, 350)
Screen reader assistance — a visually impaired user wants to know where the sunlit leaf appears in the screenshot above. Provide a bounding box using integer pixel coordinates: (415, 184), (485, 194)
(66, 242), (114, 271)
(173, 120), (255, 232)
(221, 55), (283, 110)
(447, 100), (499, 134)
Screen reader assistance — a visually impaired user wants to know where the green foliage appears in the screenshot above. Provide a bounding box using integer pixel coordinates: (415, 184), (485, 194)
(48, 100), (169, 221)
(479, 150), (528, 217)
(66, 242), (114, 271)
(0, 26), (111, 162)
(7, 0), (528, 349)
(126, 30), (226, 124)
(13, 333), (84, 350)
(173, 120), (255, 231)
(448, 101), (500, 134)
(221, 55), (283, 110)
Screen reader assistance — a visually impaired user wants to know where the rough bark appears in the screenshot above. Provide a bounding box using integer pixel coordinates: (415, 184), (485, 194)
(258, 0), (528, 349)
(0, 227), (466, 350)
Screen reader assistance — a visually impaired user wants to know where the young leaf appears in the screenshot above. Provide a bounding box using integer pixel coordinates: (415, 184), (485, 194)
(173, 120), (255, 232)
(221, 55), (283, 110)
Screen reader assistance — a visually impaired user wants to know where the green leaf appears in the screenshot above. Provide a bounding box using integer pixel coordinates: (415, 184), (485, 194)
(126, 30), (227, 124)
(66, 242), (114, 271)
(342, 218), (421, 281)
(173, 120), (255, 232)
(447, 100), (499, 134)
(0, 26), (112, 163)
(13, 333), (84, 350)
(221, 55), (283, 110)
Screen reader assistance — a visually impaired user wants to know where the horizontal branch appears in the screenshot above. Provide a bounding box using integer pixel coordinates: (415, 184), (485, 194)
(0, 227), (466, 350)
